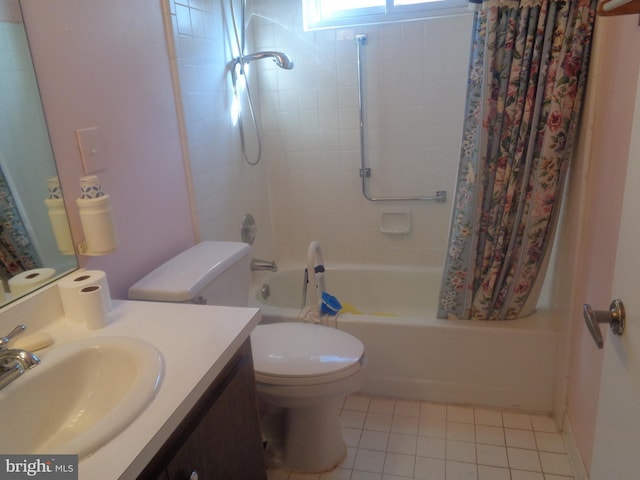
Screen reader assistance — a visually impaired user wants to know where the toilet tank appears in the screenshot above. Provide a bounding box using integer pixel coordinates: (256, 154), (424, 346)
(128, 241), (251, 307)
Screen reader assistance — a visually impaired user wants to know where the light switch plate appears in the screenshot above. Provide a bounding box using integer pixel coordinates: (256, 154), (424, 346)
(76, 127), (105, 174)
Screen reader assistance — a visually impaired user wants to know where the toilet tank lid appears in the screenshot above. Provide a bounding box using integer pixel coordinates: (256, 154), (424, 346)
(128, 241), (251, 302)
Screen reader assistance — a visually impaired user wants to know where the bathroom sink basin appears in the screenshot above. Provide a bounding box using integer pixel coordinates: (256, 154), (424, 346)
(0, 336), (163, 458)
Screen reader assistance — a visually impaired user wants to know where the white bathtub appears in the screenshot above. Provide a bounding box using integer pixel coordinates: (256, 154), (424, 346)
(250, 264), (558, 412)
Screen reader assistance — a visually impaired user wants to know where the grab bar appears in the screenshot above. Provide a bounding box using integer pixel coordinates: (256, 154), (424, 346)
(355, 34), (447, 203)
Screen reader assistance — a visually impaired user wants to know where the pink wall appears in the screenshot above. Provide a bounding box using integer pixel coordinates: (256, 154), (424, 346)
(20, 0), (196, 299)
(566, 15), (640, 470)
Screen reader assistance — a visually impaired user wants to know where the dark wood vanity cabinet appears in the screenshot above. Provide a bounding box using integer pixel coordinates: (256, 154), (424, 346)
(139, 339), (267, 480)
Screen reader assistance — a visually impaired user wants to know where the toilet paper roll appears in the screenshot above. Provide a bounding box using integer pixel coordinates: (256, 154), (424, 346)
(58, 270), (112, 323)
(8, 268), (56, 296)
(77, 285), (109, 330)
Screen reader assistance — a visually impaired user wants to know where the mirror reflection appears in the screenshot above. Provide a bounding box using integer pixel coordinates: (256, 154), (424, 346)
(0, 0), (77, 305)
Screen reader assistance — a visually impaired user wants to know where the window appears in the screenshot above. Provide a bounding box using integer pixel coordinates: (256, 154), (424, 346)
(303, 0), (469, 30)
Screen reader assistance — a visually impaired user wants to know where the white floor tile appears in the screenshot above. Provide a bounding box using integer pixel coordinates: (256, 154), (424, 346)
(416, 436), (446, 459)
(360, 430), (389, 451)
(474, 408), (503, 427)
(475, 425), (505, 446)
(419, 418), (447, 438)
(476, 444), (508, 468)
(531, 415), (558, 433)
(354, 449), (386, 473)
(421, 402), (448, 421)
(447, 422), (475, 442)
(535, 432), (566, 453)
(539, 452), (573, 476)
(511, 470), (544, 480)
(387, 433), (417, 455)
(448, 405), (475, 424)
(365, 413), (393, 432)
(394, 400), (421, 417)
(270, 395), (578, 480)
(505, 428), (537, 449)
(391, 415), (420, 435)
(507, 447), (542, 472)
(446, 460), (478, 480)
(383, 452), (415, 477)
(478, 465), (510, 480)
(503, 412), (533, 430)
(414, 456), (446, 480)
(446, 440), (476, 463)
(370, 398), (396, 414)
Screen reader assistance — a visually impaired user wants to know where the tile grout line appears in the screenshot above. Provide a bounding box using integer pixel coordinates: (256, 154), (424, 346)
(268, 393), (577, 480)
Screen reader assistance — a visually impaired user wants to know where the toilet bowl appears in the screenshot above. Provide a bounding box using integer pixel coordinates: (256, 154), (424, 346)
(128, 241), (366, 474)
(251, 322), (365, 472)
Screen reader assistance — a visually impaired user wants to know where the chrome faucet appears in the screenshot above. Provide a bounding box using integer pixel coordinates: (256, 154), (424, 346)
(250, 258), (278, 272)
(0, 325), (40, 390)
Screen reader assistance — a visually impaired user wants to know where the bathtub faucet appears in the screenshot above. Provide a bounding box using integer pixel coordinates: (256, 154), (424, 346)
(251, 258), (278, 272)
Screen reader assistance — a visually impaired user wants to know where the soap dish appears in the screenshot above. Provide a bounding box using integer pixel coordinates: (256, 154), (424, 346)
(380, 208), (411, 234)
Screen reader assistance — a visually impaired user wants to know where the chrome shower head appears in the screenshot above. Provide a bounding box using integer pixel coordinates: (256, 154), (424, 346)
(240, 51), (294, 70)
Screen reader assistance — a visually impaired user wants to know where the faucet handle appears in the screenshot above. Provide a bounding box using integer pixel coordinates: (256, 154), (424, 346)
(0, 325), (25, 349)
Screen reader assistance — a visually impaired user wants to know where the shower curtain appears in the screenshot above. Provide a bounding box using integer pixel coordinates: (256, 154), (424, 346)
(438, 0), (596, 320)
(0, 166), (40, 280)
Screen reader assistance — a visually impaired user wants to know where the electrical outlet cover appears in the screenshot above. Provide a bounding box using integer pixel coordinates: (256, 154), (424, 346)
(76, 126), (105, 174)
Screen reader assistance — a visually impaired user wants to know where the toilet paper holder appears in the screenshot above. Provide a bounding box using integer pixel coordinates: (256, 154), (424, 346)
(583, 299), (625, 349)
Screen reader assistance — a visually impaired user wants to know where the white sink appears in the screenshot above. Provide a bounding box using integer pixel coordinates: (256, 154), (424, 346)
(0, 336), (163, 458)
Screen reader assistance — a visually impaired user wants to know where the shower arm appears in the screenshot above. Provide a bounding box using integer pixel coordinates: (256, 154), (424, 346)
(355, 34), (447, 203)
(233, 51), (294, 72)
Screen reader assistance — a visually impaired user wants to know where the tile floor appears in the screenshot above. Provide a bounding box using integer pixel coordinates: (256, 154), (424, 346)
(266, 394), (576, 480)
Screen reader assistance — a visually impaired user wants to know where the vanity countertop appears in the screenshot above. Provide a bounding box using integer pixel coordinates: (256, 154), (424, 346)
(36, 299), (261, 480)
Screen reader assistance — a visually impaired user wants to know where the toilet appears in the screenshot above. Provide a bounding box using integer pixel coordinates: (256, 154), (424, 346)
(128, 241), (365, 473)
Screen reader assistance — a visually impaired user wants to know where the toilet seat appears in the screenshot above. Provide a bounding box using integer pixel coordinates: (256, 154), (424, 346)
(251, 323), (364, 386)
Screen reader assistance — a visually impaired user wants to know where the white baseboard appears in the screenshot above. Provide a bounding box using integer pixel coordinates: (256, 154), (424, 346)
(562, 413), (589, 480)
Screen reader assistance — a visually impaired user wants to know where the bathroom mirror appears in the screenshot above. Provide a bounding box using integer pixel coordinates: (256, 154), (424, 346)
(0, 0), (77, 306)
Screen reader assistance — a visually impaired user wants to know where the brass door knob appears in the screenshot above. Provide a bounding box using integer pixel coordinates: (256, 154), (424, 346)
(583, 299), (625, 349)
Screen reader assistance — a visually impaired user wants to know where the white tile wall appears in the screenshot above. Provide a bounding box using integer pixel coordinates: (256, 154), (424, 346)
(166, 0), (275, 259)
(168, 0), (473, 267)
(249, 0), (473, 267)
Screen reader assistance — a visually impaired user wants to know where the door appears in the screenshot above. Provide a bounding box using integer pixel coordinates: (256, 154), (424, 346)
(589, 66), (640, 478)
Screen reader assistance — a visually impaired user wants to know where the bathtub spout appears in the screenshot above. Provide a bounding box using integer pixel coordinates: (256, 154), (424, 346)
(251, 258), (278, 272)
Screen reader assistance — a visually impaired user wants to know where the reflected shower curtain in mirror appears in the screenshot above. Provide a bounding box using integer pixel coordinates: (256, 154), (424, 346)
(438, 0), (596, 320)
(0, 166), (40, 280)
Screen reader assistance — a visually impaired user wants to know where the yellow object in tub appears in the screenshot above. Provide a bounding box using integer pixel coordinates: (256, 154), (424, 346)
(340, 302), (398, 317)
(340, 303), (363, 314)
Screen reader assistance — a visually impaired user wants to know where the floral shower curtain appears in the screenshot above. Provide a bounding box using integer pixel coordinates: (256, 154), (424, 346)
(438, 0), (596, 320)
(0, 166), (40, 280)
